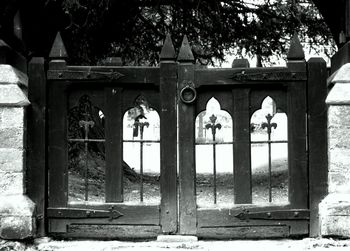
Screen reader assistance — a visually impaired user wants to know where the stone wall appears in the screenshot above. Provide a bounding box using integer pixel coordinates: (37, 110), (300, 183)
(0, 64), (35, 239)
(320, 63), (350, 237)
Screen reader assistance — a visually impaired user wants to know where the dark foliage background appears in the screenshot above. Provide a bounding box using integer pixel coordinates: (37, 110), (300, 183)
(0, 0), (336, 66)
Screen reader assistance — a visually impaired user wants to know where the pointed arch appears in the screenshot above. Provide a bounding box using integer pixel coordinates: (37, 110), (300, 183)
(196, 97), (233, 144)
(250, 96), (288, 204)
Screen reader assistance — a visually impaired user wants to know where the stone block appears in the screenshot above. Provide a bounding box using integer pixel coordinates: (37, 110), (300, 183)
(328, 105), (350, 128)
(326, 83), (350, 105)
(0, 107), (24, 129)
(157, 235), (198, 242)
(0, 195), (35, 216)
(0, 216), (35, 239)
(0, 85), (29, 107)
(329, 171), (350, 193)
(0, 148), (23, 172)
(0, 65), (28, 87)
(328, 125), (350, 150)
(0, 127), (24, 149)
(319, 194), (350, 237)
(0, 172), (23, 195)
(0, 195), (35, 239)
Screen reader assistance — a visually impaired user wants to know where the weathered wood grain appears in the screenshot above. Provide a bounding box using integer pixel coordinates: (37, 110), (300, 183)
(48, 81), (68, 208)
(160, 50), (178, 233)
(233, 88), (252, 204)
(27, 57), (47, 236)
(307, 58), (328, 237)
(105, 87), (123, 202)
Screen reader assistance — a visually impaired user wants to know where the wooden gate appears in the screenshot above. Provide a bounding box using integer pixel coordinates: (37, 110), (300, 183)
(45, 33), (177, 239)
(177, 35), (318, 239)
(34, 33), (327, 239)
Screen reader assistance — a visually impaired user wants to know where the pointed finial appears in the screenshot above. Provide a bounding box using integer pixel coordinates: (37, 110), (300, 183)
(160, 34), (176, 61)
(177, 35), (194, 62)
(287, 32), (304, 60)
(49, 32), (68, 59)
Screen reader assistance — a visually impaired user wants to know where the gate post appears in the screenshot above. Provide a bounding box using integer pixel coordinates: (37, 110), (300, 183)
(27, 57), (47, 236)
(307, 58), (328, 237)
(177, 36), (197, 235)
(286, 33), (308, 209)
(159, 34), (178, 234)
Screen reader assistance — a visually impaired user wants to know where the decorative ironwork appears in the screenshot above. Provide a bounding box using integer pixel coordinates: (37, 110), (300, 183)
(47, 207), (124, 220)
(205, 114), (222, 204)
(231, 70), (306, 82)
(108, 206), (124, 221)
(205, 114), (222, 142)
(128, 95), (153, 202)
(130, 95), (150, 138)
(47, 69), (124, 80)
(133, 115), (149, 138)
(79, 115), (95, 140)
(68, 94), (106, 203)
(133, 115), (149, 202)
(261, 113), (277, 203)
(79, 113), (95, 202)
(262, 114), (277, 134)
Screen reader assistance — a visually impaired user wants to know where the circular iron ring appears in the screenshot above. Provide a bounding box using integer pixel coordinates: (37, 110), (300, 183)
(180, 85), (197, 104)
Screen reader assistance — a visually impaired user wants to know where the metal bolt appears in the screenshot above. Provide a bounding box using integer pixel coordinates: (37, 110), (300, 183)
(58, 72), (63, 78)
(292, 73), (296, 78)
(266, 212), (272, 218)
(294, 211), (299, 217)
(86, 210), (91, 217)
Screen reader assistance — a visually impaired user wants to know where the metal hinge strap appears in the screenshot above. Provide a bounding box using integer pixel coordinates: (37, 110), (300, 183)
(234, 209), (309, 221)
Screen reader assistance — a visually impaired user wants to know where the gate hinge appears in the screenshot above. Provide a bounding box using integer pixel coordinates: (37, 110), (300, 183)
(231, 70), (307, 82)
(47, 69), (124, 80)
(47, 207), (124, 221)
(234, 209), (309, 221)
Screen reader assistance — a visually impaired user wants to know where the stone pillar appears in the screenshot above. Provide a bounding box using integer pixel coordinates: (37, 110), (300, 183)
(0, 64), (35, 239)
(320, 63), (350, 237)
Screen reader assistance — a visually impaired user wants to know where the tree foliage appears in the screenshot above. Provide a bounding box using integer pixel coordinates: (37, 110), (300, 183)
(47, 0), (335, 66)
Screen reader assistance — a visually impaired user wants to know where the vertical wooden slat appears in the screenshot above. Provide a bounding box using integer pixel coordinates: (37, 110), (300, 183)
(27, 57), (46, 236)
(307, 58), (328, 237)
(159, 34), (178, 233)
(48, 33), (69, 208)
(48, 81), (68, 208)
(178, 36), (197, 235)
(105, 87), (123, 202)
(233, 88), (252, 204)
(287, 33), (308, 209)
(288, 81), (308, 208)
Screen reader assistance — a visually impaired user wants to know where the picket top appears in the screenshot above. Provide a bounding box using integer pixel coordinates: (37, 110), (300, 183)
(287, 32), (305, 60)
(160, 34), (176, 61)
(49, 32), (68, 59)
(177, 35), (194, 62)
